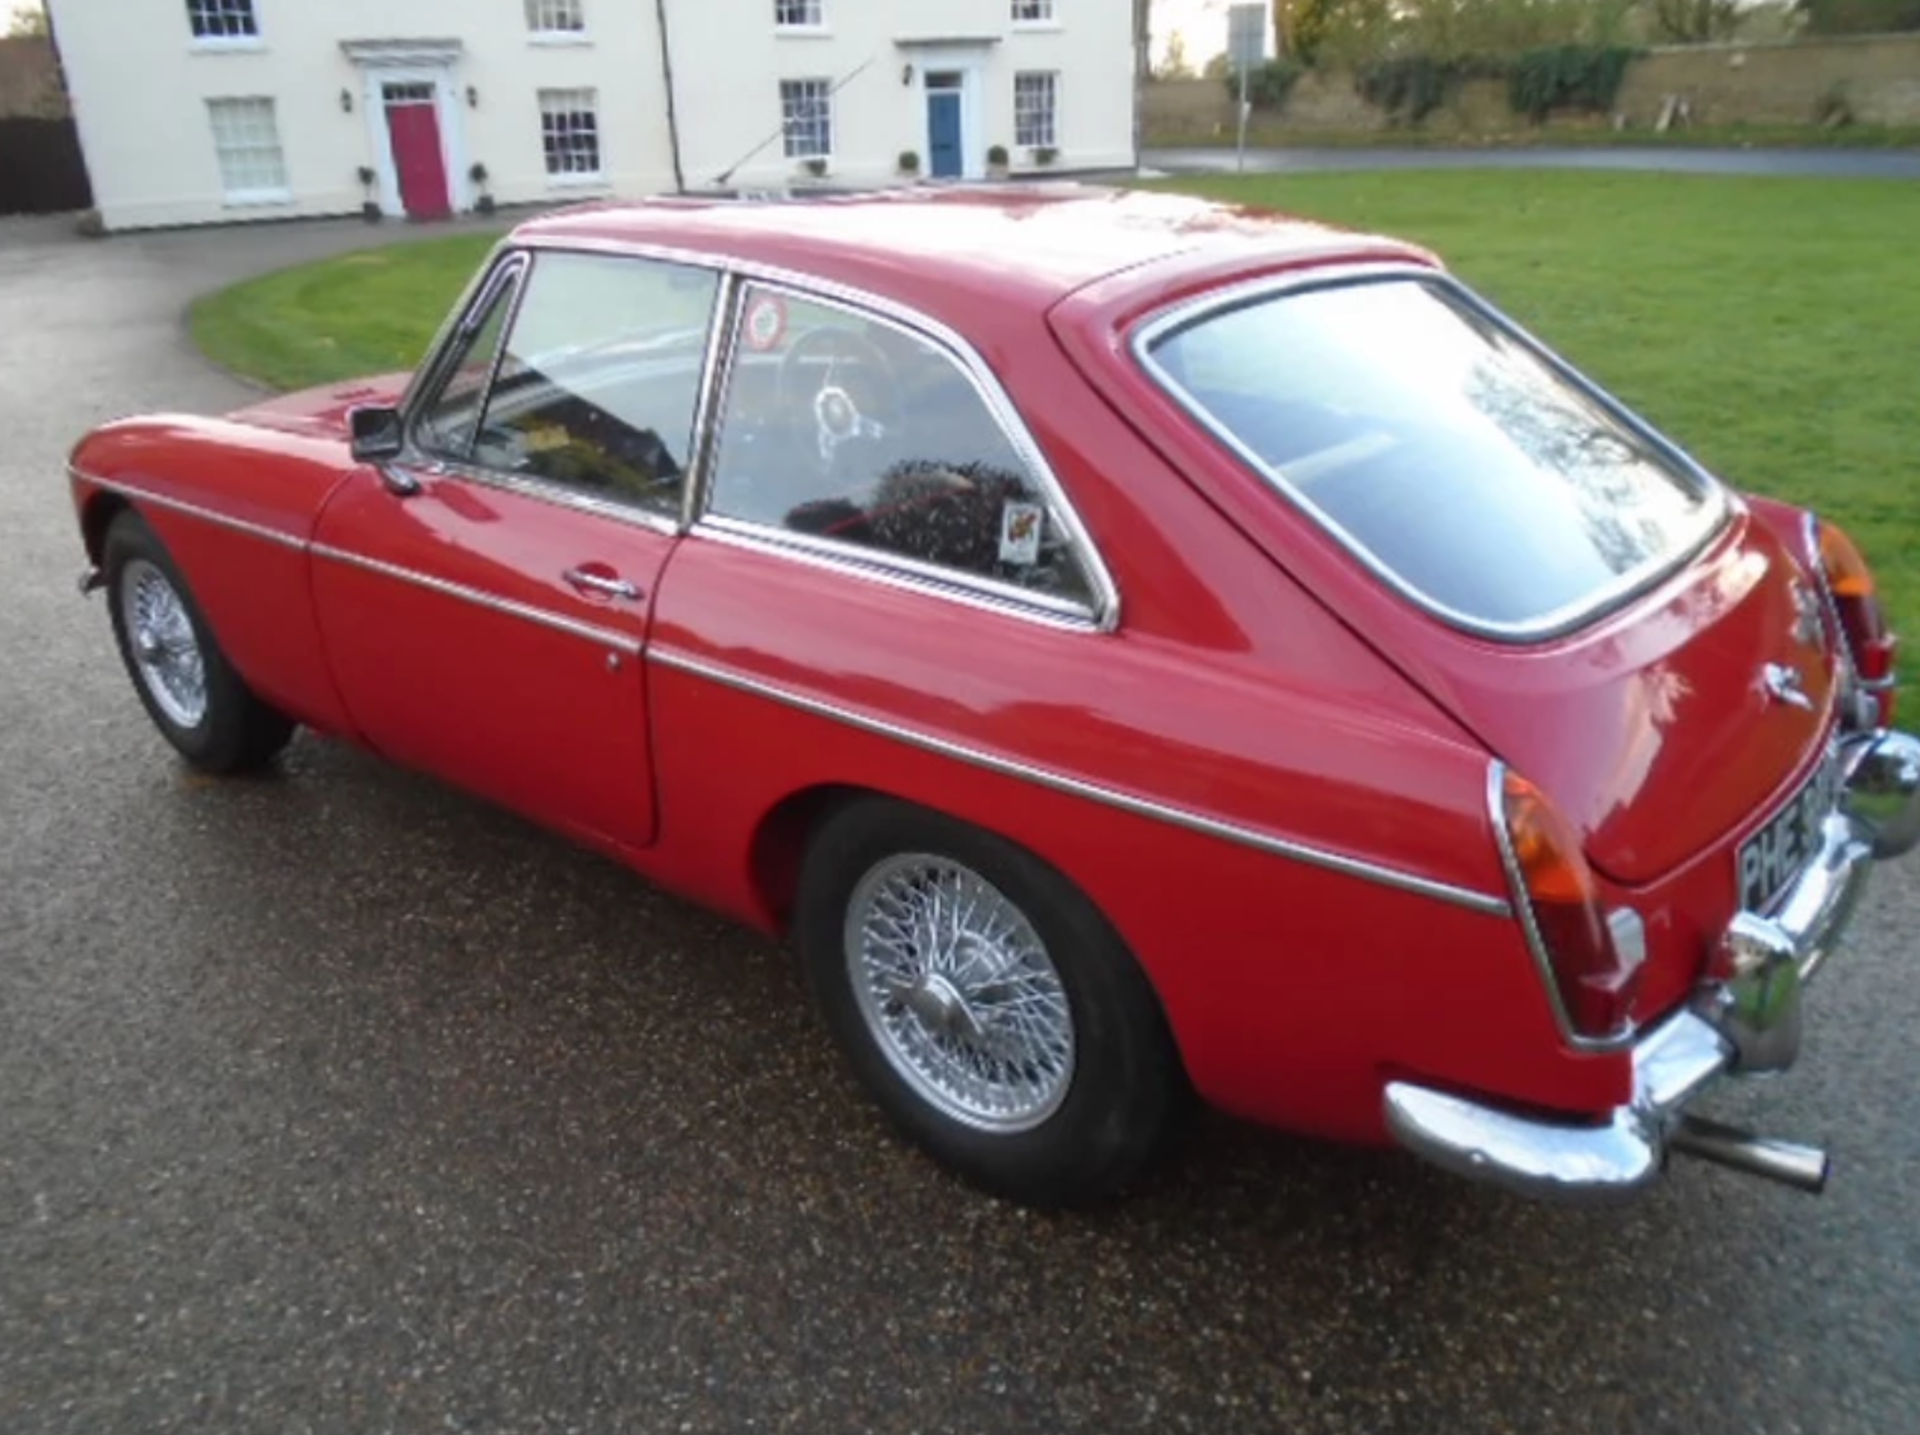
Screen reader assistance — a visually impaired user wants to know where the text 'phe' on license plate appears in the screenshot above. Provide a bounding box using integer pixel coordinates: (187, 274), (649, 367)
(1738, 753), (1840, 913)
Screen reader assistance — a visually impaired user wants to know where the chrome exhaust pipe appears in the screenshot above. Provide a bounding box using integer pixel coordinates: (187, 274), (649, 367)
(1668, 1113), (1830, 1195)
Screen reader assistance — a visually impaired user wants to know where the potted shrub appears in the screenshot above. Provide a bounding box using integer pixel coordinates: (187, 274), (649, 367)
(897, 149), (921, 179)
(1033, 145), (1058, 167)
(800, 156), (829, 182)
(356, 165), (381, 223)
(986, 144), (1009, 179)
(469, 162), (497, 216)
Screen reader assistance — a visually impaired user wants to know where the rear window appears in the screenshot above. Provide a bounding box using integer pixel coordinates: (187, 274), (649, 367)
(1140, 276), (1725, 636)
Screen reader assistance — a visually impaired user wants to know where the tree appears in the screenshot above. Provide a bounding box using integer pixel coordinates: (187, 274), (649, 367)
(7, 3), (50, 37)
(1798, 0), (1920, 31)
(1650, 0), (1743, 40)
(1157, 30), (1196, 79)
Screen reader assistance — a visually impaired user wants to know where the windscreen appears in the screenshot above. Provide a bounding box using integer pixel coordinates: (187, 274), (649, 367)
(1143, 277), (1724, 635)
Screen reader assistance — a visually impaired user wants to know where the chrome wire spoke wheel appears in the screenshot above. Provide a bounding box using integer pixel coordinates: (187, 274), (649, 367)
(119, 557), (208, 729)
(845, 853), (1076, 1132)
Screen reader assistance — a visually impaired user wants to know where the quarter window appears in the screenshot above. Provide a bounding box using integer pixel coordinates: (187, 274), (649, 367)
(539, 88), (602, 178)
(416, 266), (522, 462)
(707, 288), (1095, 610)
(187, 0), (257, 40)
(422, 252), (720, 519)
(525, 0), (585, 35)
(775, 0), (824, 26)
(206, 97), (288, 202)
(1014, 72), (1057, 149)
(780, 79), (832, 158)
(1011, 0), (1055, 22)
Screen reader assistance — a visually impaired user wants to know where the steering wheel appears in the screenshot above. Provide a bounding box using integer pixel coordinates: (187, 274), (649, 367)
(775, 326), (902, 474)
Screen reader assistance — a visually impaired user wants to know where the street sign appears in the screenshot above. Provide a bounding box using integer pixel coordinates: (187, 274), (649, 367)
(1227, 3), (1266, 75)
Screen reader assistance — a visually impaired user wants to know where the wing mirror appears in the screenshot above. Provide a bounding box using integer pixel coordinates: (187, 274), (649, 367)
(348, 404), (406, 464)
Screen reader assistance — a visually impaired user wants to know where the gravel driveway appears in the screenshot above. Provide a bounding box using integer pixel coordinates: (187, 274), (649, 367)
(2, 208), (1918, 1435)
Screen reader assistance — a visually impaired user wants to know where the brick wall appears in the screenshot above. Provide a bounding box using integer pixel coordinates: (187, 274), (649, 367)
(0, 36), (65, 120)
(1145, 33), (1920, 139)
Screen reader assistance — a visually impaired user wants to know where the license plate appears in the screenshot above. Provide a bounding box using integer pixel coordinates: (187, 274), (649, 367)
(1737, 748), (1841, 912)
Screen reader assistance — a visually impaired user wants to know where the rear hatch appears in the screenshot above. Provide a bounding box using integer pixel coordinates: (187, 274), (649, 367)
(1374, 512), (1835, 887)
(1127, 267), (1836, 888)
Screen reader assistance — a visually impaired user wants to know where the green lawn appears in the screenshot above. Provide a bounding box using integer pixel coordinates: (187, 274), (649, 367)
(189, 234), (501, 393)
(1145, 122), (1920, 151)
(189, 173), (1917, 686)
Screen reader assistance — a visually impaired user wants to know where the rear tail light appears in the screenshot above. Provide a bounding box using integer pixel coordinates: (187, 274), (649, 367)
(1498, 769), (1642, 1041)
(1815, 518), (1898, 725)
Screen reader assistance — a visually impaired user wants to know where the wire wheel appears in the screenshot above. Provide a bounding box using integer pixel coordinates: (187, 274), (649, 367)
(118, 557), (207, 729)
(844, 852), (1077, 1132)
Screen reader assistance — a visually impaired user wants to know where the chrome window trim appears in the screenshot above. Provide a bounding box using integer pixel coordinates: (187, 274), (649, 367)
(695, 515), (1103, 631)
(680, 271), (743, 532)
(398, 246), (727, 536)
(1486, 761), (1639, 1053)
(388, 453), (683, 539)
(73, 471), (305, 552)
(651, 643), (1512, 917)
(1132, 263), (1733, 645)
(510, 233), (1123, 632)
(310, 542), (642, 655)
(400, 245), (524, 430)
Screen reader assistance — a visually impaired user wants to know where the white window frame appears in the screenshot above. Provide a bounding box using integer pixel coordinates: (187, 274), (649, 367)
(1011, 0), (1057, 26)
(780, 78), (833, 160)
(774, 0), (826, 31)
(539, 87), (604, 185)
(525, 0), (588, 42)
(185, 0), (262, 50)
(1014, 71), (1057, 150)
(206, 96), (290, 206)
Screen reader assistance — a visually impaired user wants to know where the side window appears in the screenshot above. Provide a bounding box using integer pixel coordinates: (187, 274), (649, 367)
(707, 288), (1095, 608)
(417, 264), (521, 461)
(434, 250), (719, 517)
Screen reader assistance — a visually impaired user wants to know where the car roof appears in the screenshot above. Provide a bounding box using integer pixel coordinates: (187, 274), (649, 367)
(509, 183), (1436, 327)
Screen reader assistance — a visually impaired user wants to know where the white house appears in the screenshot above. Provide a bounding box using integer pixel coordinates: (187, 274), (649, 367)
(47, 0), (1138, 231)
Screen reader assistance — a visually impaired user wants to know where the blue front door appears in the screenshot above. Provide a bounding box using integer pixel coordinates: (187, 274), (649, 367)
(927, 91), (962, 178)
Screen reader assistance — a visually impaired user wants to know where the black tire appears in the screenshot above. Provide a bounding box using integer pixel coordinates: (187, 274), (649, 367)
(103, 509), (295, 774)
(796, 797), (1185, 1207)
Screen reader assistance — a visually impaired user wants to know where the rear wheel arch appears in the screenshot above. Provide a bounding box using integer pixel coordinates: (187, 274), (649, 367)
(790, 791), (1192, 1204)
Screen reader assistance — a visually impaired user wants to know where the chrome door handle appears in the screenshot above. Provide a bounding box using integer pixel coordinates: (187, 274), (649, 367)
(562, 567), (643, 601)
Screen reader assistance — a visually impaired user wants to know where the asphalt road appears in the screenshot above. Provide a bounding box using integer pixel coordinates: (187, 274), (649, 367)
(1144, 145), (1920, 178)
(3, 208), (1918, 1435)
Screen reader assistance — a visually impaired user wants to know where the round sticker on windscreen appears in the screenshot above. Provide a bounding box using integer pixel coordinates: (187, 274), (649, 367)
(743, 294), (788, 352)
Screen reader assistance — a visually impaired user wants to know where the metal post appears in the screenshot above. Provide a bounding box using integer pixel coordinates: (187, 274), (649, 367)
(1236, 61), (1249, 174)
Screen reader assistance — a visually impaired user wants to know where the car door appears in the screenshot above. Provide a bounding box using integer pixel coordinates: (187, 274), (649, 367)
(311, 247), (724, 849)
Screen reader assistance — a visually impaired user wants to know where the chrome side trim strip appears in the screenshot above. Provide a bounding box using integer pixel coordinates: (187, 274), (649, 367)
(651, 644), (1510, 916)
(75, 472), (306, 552)
(695, 517), (1103, 632)
(310, 543), (643, 655)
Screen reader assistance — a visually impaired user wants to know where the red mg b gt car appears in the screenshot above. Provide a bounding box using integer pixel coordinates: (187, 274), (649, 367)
(69, 186), (1919, 1207)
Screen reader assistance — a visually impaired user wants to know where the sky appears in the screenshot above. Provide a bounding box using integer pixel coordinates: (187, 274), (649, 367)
(1153, 0), (1268, 70)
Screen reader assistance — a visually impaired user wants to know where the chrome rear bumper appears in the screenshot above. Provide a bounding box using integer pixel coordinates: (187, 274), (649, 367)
(1384, 726), (1920, 1202)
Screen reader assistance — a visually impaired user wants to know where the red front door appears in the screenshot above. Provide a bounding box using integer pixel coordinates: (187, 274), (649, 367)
(385, 90), (451, 220)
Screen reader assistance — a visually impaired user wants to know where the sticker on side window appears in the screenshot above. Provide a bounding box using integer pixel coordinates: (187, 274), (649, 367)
(743, 294), (788, 353)
(999, 502), (1043, 566)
